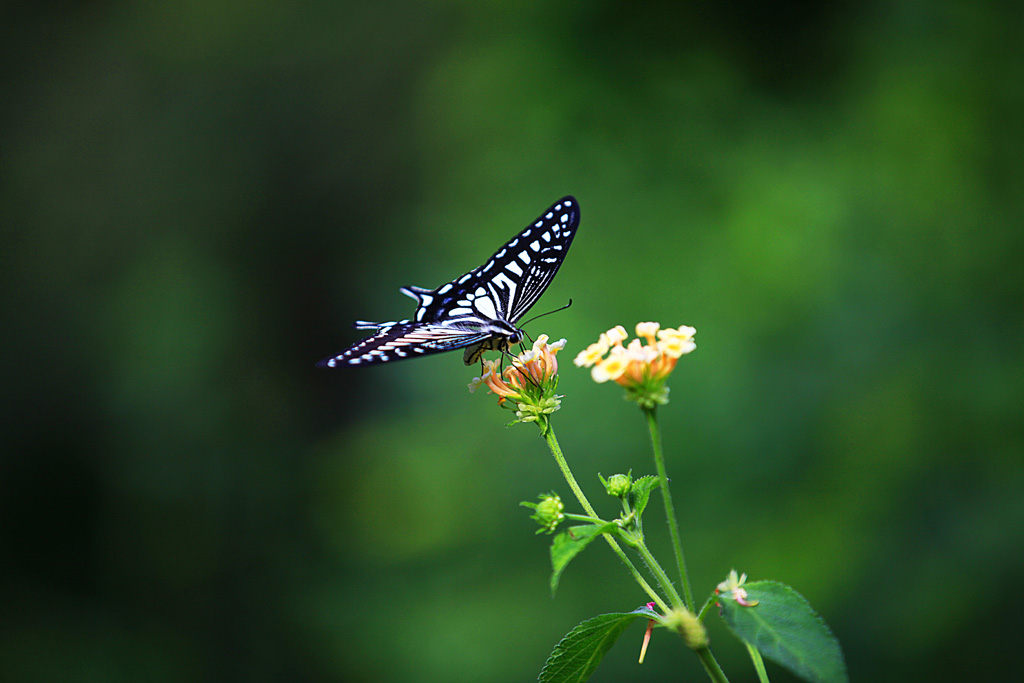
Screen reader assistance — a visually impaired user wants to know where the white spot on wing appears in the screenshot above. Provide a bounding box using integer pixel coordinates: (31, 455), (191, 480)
(506, 261), (523, 276)
(518, 251), (531, 264)
(489, 271), (517, 294)
(474, 296), (497, 320)
(530, 240), (540, 251)
(438, 283), (453, 294)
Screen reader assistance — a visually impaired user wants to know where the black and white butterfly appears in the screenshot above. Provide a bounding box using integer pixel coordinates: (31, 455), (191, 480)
(317, 196), (579, 368)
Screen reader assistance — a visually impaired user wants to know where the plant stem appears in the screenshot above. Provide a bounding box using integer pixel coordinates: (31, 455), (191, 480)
(634, 539), (685, 610)
(697, 595), (716, 621)
(695, 645), (730, 683)
(543, 426), (670, 614)
(563, 513), (608, 525)
(643, 406), (695, 612)
(744, 641), (770, 683)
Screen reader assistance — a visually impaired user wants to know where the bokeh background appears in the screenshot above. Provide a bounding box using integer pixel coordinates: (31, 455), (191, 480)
(3, 1), (1022, 681)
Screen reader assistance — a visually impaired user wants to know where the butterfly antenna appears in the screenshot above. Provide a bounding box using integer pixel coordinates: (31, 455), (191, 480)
(519, 299), (573, 328)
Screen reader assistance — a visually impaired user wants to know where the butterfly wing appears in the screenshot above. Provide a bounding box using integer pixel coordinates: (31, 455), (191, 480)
(401, 196), (579, 327)
(503, 196), (579, 322)
(316, 320), (491, 367)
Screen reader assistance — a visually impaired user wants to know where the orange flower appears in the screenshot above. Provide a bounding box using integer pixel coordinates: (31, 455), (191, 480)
(470, 335), (566, 430)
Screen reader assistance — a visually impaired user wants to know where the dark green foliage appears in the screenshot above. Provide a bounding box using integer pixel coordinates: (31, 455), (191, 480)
(3, 1), (1022, 681)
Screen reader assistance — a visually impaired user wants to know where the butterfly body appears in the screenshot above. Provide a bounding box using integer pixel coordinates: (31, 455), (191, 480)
(318, 196), (578, 368)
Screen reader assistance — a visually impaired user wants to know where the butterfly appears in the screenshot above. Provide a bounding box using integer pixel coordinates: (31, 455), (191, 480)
(317, 196), (579, 368)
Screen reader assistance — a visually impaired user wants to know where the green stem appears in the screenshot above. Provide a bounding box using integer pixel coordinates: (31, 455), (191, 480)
(695, 645), (730, 683)
(697, 595), (716, 621)
(563, 513), (607, 524)
(643, 406), (695, 612)
(745, 641), (770, 683)
(634, 539), (685, 610)
(543, 426), (670, 614)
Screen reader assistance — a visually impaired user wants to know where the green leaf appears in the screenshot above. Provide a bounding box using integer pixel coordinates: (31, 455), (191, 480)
(550, 522), (618, 595)
(628, 475), (660, 519)
(717, 580), (848, 683)
(539, 607), (658, 683)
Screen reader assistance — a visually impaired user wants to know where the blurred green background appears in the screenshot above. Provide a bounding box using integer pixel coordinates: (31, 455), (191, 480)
(3, 1), (1022, 681)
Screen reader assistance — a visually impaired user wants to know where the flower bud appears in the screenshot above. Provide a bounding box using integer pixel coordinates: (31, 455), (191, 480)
(521, 493), (565, 534)
(603, 473), (633, 499)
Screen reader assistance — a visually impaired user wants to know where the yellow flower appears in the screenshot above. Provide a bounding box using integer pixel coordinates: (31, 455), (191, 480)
(635, 321), (660, 344)
(573, 338), (609, 368)
(575, 322), (696, 409)
(601, 325), (629, 347)
(591, 345), (630, 383)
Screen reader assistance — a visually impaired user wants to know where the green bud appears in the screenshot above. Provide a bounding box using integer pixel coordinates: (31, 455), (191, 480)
(603, 473), (633, 499)
(521, 493), (565, 534)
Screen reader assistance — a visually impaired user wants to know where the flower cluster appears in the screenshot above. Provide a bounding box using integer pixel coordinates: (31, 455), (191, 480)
(469, 334), (565, 430)
(573, 323), (696, 408)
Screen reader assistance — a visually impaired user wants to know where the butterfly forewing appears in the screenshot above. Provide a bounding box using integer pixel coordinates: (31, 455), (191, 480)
(318, 196), (578, 367)
(507, 202), (578, 322)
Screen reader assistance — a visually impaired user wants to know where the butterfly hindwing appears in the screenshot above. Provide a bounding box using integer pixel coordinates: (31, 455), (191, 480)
(318, 196), (578, 368)
(316, 321), (491, 367)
